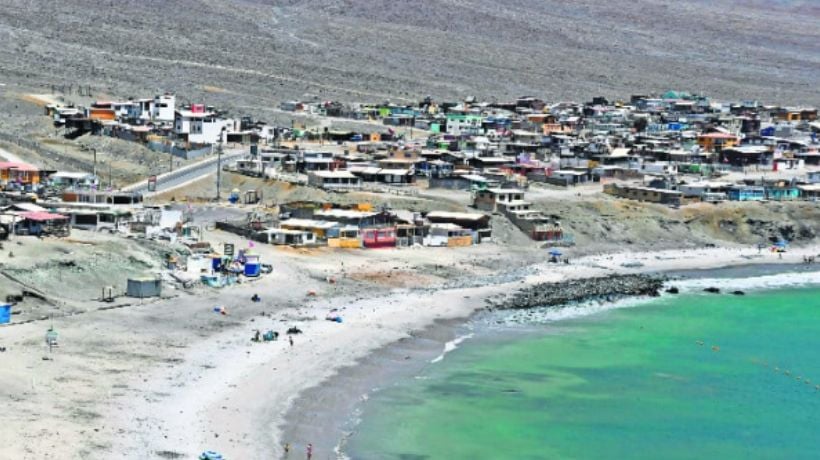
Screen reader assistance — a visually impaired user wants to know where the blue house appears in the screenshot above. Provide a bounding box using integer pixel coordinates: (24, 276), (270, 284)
(765, 187), (800, 201)
(727, 186), (765, 201)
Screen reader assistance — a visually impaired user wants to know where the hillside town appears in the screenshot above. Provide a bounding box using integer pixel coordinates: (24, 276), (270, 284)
(0, 90), (816, 313)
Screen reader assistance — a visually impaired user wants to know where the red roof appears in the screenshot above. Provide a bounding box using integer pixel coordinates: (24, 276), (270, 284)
(0, 162), (39, 172)
(21, 211), (67, 222)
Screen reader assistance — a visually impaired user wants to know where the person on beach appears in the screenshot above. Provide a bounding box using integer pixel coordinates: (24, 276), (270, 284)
(284, 443), (290, 456)
(289, 335), (294, 347)
(306, 443), (313, 459)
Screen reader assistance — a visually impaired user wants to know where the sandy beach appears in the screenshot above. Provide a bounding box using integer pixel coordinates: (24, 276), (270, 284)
(1, 237), (819, 459)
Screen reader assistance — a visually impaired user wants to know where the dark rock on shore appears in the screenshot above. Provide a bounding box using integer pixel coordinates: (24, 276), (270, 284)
(704, 287), (721, 294)
(498, 275), (664, 310)
(666, 287), (680, 294)
(732, 290), (745, 296)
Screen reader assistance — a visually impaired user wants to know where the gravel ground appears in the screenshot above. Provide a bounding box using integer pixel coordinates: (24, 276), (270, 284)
(0, 0), (816, 116)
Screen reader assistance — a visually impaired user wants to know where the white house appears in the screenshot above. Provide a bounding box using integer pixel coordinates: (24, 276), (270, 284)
(307, 171), (361, 190)
(49, 171), (99, 189)
(174, 108), (233, 145)
(150, 94), (175, 122)
(109, 101), (140, 120)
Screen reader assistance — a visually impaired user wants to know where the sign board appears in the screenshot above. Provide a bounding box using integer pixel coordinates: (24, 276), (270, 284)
(147, 175), (158, 192)
(224, 243), (235, 257)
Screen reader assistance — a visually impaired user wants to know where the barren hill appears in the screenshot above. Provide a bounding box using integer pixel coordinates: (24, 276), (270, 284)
(0, 0), (818, 112)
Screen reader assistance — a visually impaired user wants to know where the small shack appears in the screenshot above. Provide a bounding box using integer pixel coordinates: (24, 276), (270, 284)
(127, 277), (162, 298)
(15, 211), (70, 237)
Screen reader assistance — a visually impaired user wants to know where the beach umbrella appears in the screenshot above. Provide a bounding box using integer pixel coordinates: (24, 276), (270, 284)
(549, 249), (562, 256)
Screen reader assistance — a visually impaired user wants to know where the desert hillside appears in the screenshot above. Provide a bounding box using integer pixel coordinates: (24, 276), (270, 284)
(0, 0), (817, 114)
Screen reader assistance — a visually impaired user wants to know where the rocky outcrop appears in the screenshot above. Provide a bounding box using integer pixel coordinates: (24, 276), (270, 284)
(495, 274), (664, 310)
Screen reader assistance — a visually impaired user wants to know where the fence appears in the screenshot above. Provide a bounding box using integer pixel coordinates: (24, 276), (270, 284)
(214, 221), (269, 243)
(146, 141), (212, 160)
(0, 130), (90, 172)
(360, 183), (420, 196)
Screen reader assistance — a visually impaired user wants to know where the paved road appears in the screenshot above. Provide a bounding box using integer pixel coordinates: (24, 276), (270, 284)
(123, 149), (247, 194)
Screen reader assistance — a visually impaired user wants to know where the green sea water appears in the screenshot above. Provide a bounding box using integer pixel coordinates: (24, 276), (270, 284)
(346, 284), (820, 460)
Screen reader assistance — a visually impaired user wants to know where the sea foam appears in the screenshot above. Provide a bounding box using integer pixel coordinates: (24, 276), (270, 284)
(430, 333), (474, 363)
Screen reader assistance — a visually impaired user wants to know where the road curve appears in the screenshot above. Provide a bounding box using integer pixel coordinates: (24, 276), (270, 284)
(123, 149), (247, 195)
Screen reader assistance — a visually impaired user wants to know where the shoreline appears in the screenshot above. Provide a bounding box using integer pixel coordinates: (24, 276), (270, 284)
(3, 243), (819, 459)
(275, 247), (820, 460)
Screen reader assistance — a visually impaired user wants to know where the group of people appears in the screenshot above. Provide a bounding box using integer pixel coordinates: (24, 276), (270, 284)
(283, 442), (312, 459)
(803, 255), (817, 264)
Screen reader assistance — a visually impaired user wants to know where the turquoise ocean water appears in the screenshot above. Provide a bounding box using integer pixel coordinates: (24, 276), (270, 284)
(346, 277), (820, 459)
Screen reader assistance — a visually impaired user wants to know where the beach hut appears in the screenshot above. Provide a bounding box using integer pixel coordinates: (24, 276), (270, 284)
(126, 277), (162, 298)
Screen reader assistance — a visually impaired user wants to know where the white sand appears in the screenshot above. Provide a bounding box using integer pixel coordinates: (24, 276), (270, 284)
(1, 241), (818, 459)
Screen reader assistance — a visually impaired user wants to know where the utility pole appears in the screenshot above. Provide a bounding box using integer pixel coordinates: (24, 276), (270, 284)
(216, 127), (225, 201)
(170, 142), (175, 173)
(91, 148), (97, 177)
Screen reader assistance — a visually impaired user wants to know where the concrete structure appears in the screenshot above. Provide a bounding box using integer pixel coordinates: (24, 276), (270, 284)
(49, 172), (98, 189)
(445, 113), (483, 136)
(473, 188), (526, 212)
(174, 108), (233, 144)
(604, 183), (683, 206)
(307, 171), (361, 190)
(126, 277), (162, 298)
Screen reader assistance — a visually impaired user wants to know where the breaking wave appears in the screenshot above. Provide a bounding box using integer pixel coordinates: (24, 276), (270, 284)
(430, 333), (474, 363)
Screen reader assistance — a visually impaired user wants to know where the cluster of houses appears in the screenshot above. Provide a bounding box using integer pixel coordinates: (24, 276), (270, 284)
(270, 93), (819, 206)
(0, 198), (179, 239)
(605, 172), (820, 207)
(19, 91), (820, 244)
(218, 201), (493, 249)
(46, 94), (276, 159)
(0, 160), (105, 196)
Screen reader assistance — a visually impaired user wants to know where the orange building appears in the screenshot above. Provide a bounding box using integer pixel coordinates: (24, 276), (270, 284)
(0, 162), (41, 185)
(88, 107), (116, 121)
(697, 132), (739, 152)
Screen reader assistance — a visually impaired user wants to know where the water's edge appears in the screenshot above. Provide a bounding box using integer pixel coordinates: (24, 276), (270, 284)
(279, 263), (820, 459)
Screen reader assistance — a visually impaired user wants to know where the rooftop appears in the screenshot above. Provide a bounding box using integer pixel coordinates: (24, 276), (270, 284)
(426, 211), (489, 222)
(314, 209), (378, 219)
(310, 171), (357, 179)
(280, 218), (338, 230)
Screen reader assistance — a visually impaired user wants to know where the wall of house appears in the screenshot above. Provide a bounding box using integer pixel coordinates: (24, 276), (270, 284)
(188, 119), (232, 144)
(327, 237), (361, 248)
(446, 235), (473, 247)
(473, 192), (497, 212)
(152, 96), (175, 121)
(603, 184), (682, 205)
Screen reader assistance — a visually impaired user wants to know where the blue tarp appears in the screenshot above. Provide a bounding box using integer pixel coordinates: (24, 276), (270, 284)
(0, 304), (11, 324)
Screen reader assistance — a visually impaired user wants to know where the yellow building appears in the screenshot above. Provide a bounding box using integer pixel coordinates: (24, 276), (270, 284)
(697, 133), (738, 152)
